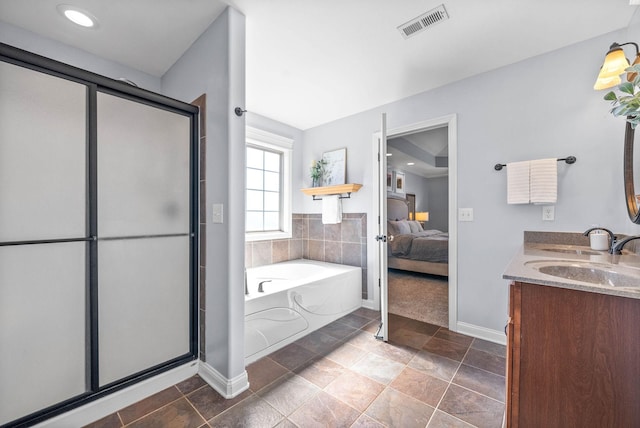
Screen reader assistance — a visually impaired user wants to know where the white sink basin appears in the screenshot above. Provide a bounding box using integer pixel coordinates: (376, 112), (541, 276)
(525, 260), (640, 288)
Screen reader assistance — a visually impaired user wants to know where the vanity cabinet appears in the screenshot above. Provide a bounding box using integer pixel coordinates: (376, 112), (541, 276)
(506, 281), (640, 428)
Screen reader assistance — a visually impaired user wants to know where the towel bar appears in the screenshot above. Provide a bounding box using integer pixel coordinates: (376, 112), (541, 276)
(312, 193), (351, 201)
(494, 156), (576, 171)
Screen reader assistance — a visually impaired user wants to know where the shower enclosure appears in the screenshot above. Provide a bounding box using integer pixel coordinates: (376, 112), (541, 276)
(0, 44), (199, 427)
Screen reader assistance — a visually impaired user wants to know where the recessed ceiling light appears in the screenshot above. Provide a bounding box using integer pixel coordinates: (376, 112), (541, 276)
(57, 4), (99, 28)
(407, 162), (415, 166)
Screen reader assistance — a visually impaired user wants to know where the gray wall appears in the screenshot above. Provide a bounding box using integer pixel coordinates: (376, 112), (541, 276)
(425, 176), (448, 232)
(162, 7), (246, 380)
(299, 28), (636, 333)
(401, 170), (429, 212)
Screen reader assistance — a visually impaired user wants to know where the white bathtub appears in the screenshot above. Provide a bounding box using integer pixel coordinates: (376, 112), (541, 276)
(244, 259), (362, 364)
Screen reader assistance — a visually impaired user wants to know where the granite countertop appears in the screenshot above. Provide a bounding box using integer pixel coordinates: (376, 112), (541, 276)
(503, 232), (640, 300)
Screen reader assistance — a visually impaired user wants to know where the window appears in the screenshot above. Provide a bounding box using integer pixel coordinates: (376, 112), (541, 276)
(245, 127), (292, 241)
(246, 146), (280, 231)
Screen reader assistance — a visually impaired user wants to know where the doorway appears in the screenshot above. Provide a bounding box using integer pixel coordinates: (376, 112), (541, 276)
(387, 125), (449, 327)
(373, 114), (457, 340)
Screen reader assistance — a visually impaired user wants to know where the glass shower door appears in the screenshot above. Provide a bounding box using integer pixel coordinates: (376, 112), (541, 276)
(0, 45), (198, 426)
(0, 61), (89, 425)
(96, 92), (192, 386)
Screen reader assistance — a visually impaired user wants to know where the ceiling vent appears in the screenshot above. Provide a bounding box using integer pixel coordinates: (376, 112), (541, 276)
(397, 4), (449, 39)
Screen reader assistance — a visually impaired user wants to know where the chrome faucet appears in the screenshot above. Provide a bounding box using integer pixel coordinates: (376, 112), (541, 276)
(611, 235), (640, 255)
(583, 227), (617, 254)
(258, 279), (272, 293)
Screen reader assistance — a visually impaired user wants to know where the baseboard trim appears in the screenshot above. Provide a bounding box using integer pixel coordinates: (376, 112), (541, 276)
(198, 362), (249, 399)
(35, 361), (199, 428)
(361, 299), (377, 310)
(456, 321), (506, 345)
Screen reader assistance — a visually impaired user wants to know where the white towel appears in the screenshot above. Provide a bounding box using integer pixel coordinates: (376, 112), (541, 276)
(530, 158), (557, 204)
(322, 195), (342, 224)
(507, 161), (530, 204)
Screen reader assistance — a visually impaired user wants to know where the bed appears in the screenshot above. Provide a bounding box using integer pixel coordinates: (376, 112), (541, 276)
(387, 197), (448, 277)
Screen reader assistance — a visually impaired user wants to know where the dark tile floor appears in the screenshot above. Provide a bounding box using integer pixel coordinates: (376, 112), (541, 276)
(85, 308), (506, 428)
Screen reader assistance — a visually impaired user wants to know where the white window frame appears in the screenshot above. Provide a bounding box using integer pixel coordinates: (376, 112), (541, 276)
(245, 127), (293, 242)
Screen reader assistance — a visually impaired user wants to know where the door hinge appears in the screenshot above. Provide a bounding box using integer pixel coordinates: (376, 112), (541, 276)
(375, 235), (387, 242)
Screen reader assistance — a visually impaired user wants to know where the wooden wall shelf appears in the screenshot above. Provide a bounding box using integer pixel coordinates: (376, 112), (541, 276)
(301, 183), (362, 200)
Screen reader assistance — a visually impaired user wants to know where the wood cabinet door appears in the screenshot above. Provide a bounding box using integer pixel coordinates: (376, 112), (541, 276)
(517, 282), (640, 427)
(506, 282), (522, 428)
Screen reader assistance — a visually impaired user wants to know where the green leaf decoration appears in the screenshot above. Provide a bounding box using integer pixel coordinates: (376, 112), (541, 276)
(627, 64), (640, 74)
(602, 69), (640, 122)
(619, 82), (635, 94)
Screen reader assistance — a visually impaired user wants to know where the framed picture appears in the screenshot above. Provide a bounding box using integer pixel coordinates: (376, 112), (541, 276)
(322, 148), (347, 186)
(394, 171), (405, 195)
(387, 169), (393, 192)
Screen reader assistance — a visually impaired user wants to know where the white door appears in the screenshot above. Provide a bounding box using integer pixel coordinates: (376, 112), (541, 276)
(375, 113), (389, 341)
(373, 115), (458, 337)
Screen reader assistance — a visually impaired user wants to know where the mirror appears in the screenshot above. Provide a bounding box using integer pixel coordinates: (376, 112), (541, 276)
(621, 5), (640, 224)
(624, 122), (640, 223)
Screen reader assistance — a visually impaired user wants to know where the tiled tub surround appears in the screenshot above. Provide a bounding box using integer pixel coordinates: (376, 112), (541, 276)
(192, 94), (207, 363)
(245, 213), (368, 298)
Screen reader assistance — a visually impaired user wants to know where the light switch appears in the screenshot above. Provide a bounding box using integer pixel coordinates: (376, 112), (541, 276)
(212, 203), (223, 224)
(459, 208), (473, 222)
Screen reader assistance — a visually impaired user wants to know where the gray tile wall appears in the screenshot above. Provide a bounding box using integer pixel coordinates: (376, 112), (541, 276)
(193, 94), (207, 363)
(245, 213), (368, 299)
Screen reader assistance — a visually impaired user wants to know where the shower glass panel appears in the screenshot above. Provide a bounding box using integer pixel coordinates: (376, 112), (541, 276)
(98, 236), (190, 386)
(0, 61), (86, 241)
(0, 60), (88, 425)
(0, 243), (87, 425)
(97, 92), (191, 237)
(96, 92), (192, 386)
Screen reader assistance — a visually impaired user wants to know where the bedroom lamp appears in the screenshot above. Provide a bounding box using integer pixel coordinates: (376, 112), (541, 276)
(415, 211), (429, 226)
(594, 42), (640, 90)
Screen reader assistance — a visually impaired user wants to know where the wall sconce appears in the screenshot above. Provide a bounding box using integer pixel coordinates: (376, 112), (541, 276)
(415, 211), (429, 226)
(594, 42), (640, 90)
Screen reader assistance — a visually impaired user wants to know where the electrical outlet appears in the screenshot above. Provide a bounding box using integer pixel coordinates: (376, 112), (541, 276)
(542, 205), (554, 221)
(459, 208), (473, 222)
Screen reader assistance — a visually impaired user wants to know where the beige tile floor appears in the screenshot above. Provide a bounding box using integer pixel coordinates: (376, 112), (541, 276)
(85, 308), (506, 428)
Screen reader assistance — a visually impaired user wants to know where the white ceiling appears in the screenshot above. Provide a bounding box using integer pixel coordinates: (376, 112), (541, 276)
(388, 127), (449, 178)
(0, 0), (636, 130)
